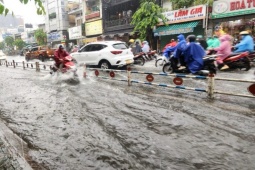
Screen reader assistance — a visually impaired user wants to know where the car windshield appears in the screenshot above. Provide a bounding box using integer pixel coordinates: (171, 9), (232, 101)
(112, 43), (128, 50)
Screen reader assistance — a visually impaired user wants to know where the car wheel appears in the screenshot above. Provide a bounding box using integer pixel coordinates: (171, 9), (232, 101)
(99, 61), (111, 69)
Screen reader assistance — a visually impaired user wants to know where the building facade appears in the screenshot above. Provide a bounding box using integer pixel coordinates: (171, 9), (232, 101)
(155, 4), (207, 50)
(210, 0), (255, 40)
(102, 0), (140, 42)
(43, 0), (69, 48)
(83, 0), (103, 43)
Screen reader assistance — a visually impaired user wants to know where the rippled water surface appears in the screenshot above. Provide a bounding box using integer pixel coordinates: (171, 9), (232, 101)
(0, 58), (255, 170)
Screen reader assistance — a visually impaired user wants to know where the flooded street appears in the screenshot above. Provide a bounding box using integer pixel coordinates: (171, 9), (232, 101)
(0, 56), (255, 170)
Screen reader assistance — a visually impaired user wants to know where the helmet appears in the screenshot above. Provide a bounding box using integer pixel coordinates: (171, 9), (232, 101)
(58, 44), (64, 49)
(129, 39), (134, 43)
(240, 31), (249, 35)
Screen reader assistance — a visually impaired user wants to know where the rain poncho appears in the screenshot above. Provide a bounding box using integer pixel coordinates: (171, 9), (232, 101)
(234, 35), (254, 53)
(54, 49), (69, 66)
(208, 37), (220, 48)
(207, 38), (214, 47)
(214, 34), (232, 64)
(183, 42), (205, 74)
(142, 41), (150, 53)
(174, 34), (187, 59)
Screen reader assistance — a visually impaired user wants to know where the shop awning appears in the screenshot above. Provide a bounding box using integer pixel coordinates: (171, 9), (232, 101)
(155, 21), (199, 36)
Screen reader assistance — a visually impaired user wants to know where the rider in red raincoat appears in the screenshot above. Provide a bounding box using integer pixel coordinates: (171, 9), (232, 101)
(54, 45), (69, 68)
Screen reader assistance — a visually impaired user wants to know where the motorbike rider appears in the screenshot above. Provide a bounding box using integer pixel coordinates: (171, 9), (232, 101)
(173, 34), (188, 70)
(54, 45), (70, 69)
(207, 35), (220, 49)
(161, 35), (186, 66)
(142, 41), (150, 53)
(162, 39), (177, 52)
(133, 40), (142, 55)
(233, 31), (254, 53)
(183, 35), (205, 74)
(196, 35), (208, 50)
(210, 34), (232, 70)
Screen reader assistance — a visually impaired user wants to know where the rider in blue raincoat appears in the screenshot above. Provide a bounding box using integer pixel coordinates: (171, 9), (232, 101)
(183, 35), (205, 74)
(234, 31), (254, 53)
(162, 34), (186, 66)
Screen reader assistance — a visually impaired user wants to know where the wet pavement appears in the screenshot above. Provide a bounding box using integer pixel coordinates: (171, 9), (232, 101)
(0, 56), (255, 170)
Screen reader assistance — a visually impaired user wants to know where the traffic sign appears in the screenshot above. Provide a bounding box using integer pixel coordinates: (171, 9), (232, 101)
(146, 74), (154, 82)
(173, 77), (183, 85)
(95, 70), (99, 77)
(109, 71), (115, 78)
(248, 83), (255, 96)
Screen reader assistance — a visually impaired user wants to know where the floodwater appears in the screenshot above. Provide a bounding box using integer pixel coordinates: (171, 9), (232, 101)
(0, 57), (255, 170)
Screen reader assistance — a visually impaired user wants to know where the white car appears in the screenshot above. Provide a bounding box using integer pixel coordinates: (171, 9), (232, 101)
(0, 50), (6, 61)
(70, 41), (134, 69)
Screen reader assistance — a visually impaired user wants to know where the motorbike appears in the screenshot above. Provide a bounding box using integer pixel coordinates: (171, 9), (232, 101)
(133, 52), (146, 66)
(50, 55), (78, 78)
(207, 50), (251, 71)
(218, 52), (251, 71)
(146, 50), (158, 60)
(162, 55), (217, 75)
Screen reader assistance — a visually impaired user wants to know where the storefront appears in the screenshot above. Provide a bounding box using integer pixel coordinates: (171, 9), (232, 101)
(155, 5), (207, 50)
(84, 19), (103, 44)
(211, 0), (255, 40)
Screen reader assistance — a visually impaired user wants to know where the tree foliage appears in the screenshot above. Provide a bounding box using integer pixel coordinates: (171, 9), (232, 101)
(4, 36), (14, 47)
(0, 0), (45, 16)
(34, 29), (47, 45)
(0, 42), (5, 50)
(14, 39), (26, 50)
(131, 0), (167, 42)
(169, 0), (214, 9)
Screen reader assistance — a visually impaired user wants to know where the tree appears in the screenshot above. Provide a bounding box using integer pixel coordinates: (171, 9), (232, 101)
(0, 0), (45, 16)
(169, 0), (214, 9)
(0, 42), (5, 50)
(131, 0), (167, 48)
(34, 29), (47, 45)
(14, 39), (26, 50)
(4, 36), (14, 47)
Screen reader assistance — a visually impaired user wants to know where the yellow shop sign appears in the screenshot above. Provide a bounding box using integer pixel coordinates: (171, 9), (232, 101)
(85, 20), (103, 36)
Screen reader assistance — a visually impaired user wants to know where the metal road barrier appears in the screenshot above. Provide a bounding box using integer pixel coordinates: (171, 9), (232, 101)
(1, 60), (255, 99)
(84, 66), (255, 99)
(0, 60), (52, 72)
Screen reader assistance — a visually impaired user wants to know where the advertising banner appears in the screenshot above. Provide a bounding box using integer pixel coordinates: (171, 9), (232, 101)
(162, 5), (206, 24)
(212, 0), (255, 19)
(85, 20), (103, 36)
(68, 26), (82, 40)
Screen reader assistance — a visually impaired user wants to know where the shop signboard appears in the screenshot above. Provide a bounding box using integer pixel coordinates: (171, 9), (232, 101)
(85, 20), (103, 36)
(212, 0), (255, 19)
(161, 5), (206, 24)
(68, 26), (82, 40)
(47, 32), (61, 41)
(159, 27), (194, 36)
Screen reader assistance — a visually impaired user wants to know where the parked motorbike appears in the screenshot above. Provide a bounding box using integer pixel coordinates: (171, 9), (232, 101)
(162, 55), (216, 75)
(133, 52), (146, 66)
(50, 55), (78, 78)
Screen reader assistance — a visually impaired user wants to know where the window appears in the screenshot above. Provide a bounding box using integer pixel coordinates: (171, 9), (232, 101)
(113, 43), (128, 50)
(32, 47), (38, 51)
(80, 45), (93, 52)
(90, 44), (107, 51)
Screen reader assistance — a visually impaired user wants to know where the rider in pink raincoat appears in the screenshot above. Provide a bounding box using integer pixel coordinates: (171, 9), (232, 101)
(212, 34), (232, 69)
